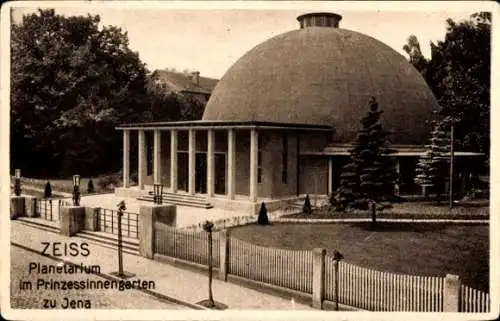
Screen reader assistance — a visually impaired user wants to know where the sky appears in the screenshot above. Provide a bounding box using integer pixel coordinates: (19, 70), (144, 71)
(10, 2), (482, 79)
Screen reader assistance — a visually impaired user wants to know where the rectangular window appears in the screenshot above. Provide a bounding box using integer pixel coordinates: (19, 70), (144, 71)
(146, 131), (153, 176)
(257, 134), (263, 184)
(282, 135), (288, 184)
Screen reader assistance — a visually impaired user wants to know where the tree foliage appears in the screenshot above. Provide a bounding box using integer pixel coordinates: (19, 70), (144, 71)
(403, 12), (490, 156)
(335, 97), (397, 218)
(414, 121), (450, 203)
(11, 9), (204, 177)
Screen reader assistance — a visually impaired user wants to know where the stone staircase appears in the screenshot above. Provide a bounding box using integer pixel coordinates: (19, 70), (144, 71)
(137, 191), (213, 209)
(76, 230), (139, 256)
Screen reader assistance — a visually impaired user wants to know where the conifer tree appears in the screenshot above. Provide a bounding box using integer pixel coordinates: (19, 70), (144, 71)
(44, 181), (52, 198)
(303, 194), (312, 214)
(415, 121), (450, 204)
(258, 202), (269, 225)
(335, 97), (397, 223)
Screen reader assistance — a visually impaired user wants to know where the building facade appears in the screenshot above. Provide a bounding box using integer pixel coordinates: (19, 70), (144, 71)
(116, 12), (482, 214)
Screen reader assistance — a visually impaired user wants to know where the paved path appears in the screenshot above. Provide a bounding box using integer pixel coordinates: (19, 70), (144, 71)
(10, 245), (185, 309)
(10, 221), (314, 310)
(80, 193), (253, 228)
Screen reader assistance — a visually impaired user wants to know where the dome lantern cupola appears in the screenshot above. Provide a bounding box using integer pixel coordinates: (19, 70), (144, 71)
(297, 12), (342, 29)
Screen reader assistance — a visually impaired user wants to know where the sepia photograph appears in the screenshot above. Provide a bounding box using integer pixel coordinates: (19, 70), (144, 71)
(1, 1), (497, 320)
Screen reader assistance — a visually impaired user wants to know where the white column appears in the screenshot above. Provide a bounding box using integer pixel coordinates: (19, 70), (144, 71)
(227, 129), (236, 199)
(207, 129), (215, 197)
(327, 157), (333, 194)
(170, 130), (178, 193)
(188, 129), (196, 195)
(395, 158), (400, 196)
(123, 130), (130, 188)
(249, 129), (258, 202)
(153, 130), (161, 184)
(138, 130), (146, 190)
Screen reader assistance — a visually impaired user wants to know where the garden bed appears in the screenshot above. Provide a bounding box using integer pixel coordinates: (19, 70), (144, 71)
(283, 201), (489, 220)
(12, 173), (125, 195)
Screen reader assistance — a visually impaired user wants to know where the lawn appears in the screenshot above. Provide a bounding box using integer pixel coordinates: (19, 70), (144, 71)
(230, 222), (489, 292)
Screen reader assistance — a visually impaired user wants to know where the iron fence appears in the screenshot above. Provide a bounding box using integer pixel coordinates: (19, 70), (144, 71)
(36, 199), (54, 221)
(98, 208), (139, 239)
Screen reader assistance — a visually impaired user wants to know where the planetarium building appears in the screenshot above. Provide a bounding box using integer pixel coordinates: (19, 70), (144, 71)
(116, 12), (479, 213)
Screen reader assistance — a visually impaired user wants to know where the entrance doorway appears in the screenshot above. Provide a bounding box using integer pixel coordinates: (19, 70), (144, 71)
(214, 153), (226, 195)
(195, 153), (207, 194)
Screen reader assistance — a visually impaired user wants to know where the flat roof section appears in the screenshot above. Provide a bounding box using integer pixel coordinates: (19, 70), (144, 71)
(116, 120), (333, 131)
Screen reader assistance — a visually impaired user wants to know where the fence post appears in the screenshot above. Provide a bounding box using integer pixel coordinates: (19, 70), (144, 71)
(10, 196), (26, 219)
(84, 206), (100, 231)
(60, 205), (85, 237)
(219, 229), (230, 281)
(25, 197), (38, 218)
(312, 248), (326, 309)
(139, 204), (177, 259)
(443, 274), (461, 312)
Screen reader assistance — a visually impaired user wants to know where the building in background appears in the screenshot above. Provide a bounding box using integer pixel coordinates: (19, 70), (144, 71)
(116, 12), (482, 214)
(150, 69), (218, 103)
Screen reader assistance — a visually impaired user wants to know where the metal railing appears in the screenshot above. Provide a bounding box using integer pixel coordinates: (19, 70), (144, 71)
(36, 199), (54, 221)
(98, 208), (139, 239)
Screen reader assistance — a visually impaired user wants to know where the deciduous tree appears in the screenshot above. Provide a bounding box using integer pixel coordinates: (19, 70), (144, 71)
(403, 12), (490, 156)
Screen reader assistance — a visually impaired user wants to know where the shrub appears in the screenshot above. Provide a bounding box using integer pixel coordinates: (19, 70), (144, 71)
(130, 171), (138, 185)
(87, 179), (95, 194)
(44, 181), (52, 198)
(258, 202), (269, 225)
(97, 174), (120, 191)
(303, 194), (312, 214)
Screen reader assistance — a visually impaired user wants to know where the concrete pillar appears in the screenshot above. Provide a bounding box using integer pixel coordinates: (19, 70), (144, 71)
(249, 128), (258, 202)
(188, 129), (196, 195)
(138, 130), (146, 190)
(84, 207), (100, 231)
(227, 129), (236, 199)
(170, 130), (178, 193)
(312, 248), (326, 309)
(443, 274), (461, 312)
(25, 197), (38, 218)
(10, 196), (25, 219)
(123, 130), (130, 188)
(218, 229), (230, 281)
(139, 204), (177, 259)
(60, 206), (85, 237)
(328, 157), (333, 195)
(153, 130), (162, 184)
(207, 129), (215, 197)
(395, 158), (400, 196)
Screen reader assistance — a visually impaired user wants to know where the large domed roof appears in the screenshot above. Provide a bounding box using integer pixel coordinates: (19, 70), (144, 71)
(202, 14), (439, 145)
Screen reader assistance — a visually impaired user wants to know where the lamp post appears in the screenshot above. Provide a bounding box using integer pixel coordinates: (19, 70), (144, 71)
(153, 183), (163, 205)
(332, 250), (344, 311)
(203, 220), (215, 308)
(449, 122), (454, 209)
(117, 200), (125, 277)
(111, 200), (135, 279)
(14, 169), (21, 196)
(446, 114), (462, 209)
(72, 175), (81, 206)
